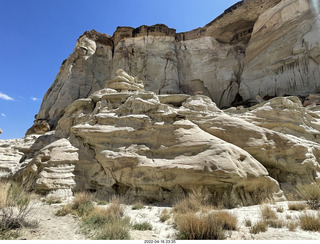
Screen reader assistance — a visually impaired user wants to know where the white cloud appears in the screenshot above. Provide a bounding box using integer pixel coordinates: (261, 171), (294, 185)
(1, 113), (6, 117)
(31, 97), (40, 101)
(0, 91), (14, 101)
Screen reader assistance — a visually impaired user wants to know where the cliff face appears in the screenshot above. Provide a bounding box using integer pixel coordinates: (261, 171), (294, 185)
(31, 0), (320, 132)
(34, 0), (289, 130)
(240, 0), (320, 101)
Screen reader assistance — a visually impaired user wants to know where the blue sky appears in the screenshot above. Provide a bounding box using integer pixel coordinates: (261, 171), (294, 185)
(0, 0), (239, 139)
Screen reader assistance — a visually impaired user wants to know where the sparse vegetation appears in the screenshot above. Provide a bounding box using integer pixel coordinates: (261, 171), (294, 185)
(0, 181), (35, 239)
(260, 205), (277, 220)
(64, 194), (131, 240)
(81, 207), (130, 240)
(297, 182), (320, 210)
(55, 192), (94, 217)
(287, 221), (298, 231)
(288, 202), (308, 211)
(299, 213), (320, 232)
(174, 212), (225, 240)
(94, 216), (131, 240)
(259, 205), (285, 229)
(159, 209), (171, 222)
(250, 220), (268, 234)
(173, 210), (237, 240)
(132, 202), (144, 210)
(105, 196), (125, 217)
(245, 219), (252, 227)
(132, 222), (152, 231)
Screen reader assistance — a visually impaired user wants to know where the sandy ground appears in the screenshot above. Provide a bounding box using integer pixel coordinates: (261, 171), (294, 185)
(15, 200), (320, 240)
(18, 201), (85, 240)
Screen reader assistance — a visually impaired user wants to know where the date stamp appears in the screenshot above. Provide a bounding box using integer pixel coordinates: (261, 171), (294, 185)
(144, 240), (176, 244)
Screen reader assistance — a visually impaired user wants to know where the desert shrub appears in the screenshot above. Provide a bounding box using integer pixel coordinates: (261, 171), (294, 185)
(174, 213), (225, 240)
(55, 192), (94, 217)
(132, 222), (152, 231)
(172, 196), (202, 215)
(287, 221), (298, 231)
(71, 192), (94, 217)
(159, 209), (171, 222)
(80, 196), (130, 240)
(82, 208), (114, 230)
(268, 219), (284, 228)
(213, 211), (237, 231)
(245, 219), (252, 227)
(174, 210), (237, 240)
(0, 181), (33, 234)
(250, 220), (268, 234)
(132, 202), (144, 210)
(297, 182), (320, 210)
(105, 196), (124, 217)
(288, 202), (308, 211)
(299, 213), (320, 231)
(260, 205), (277, 221)
(95, 216), (131, 240)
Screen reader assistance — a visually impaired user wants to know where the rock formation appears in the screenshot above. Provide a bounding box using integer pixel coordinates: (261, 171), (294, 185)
(2, 0), (320, 207)
(240, 0), (320, 101)
(31, 0), (288, 131)
(17, 70), (285, 206)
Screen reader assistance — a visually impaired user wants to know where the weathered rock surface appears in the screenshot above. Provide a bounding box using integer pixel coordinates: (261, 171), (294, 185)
(240, 0), (320, 101)
(0, 135), (39, 178)
(3, 1), (320, 207)
(31, 0), (288, 131)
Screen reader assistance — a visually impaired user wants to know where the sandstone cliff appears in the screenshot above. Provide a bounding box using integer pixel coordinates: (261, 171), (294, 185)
(32, 0), (294, 131)
(2, 0), (320, 207)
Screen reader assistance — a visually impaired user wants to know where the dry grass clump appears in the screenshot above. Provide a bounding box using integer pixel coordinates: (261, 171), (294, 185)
(81, 207), (130, 240)
(288, 202), (308, 211)
(132, 222), (152, 231)
(159, 209), (171, 223)
(299, 213), (320, 232)
(132, 202), (144, 210)
(297, 182), (320, 210)
(259, 205), (284, 229)
(105, 196), (125, 217)
(76, 195), (129, 240)
(250, 220), (268, 234)
(260, 205), (277, 220)
(174, 211), (237, 240)
(55, 192), (94, 217)
(172, 195), (203, 215)
(287, 221), (298, 231)
(0, 181), (35, 239)
(174, 213), (225, 240)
